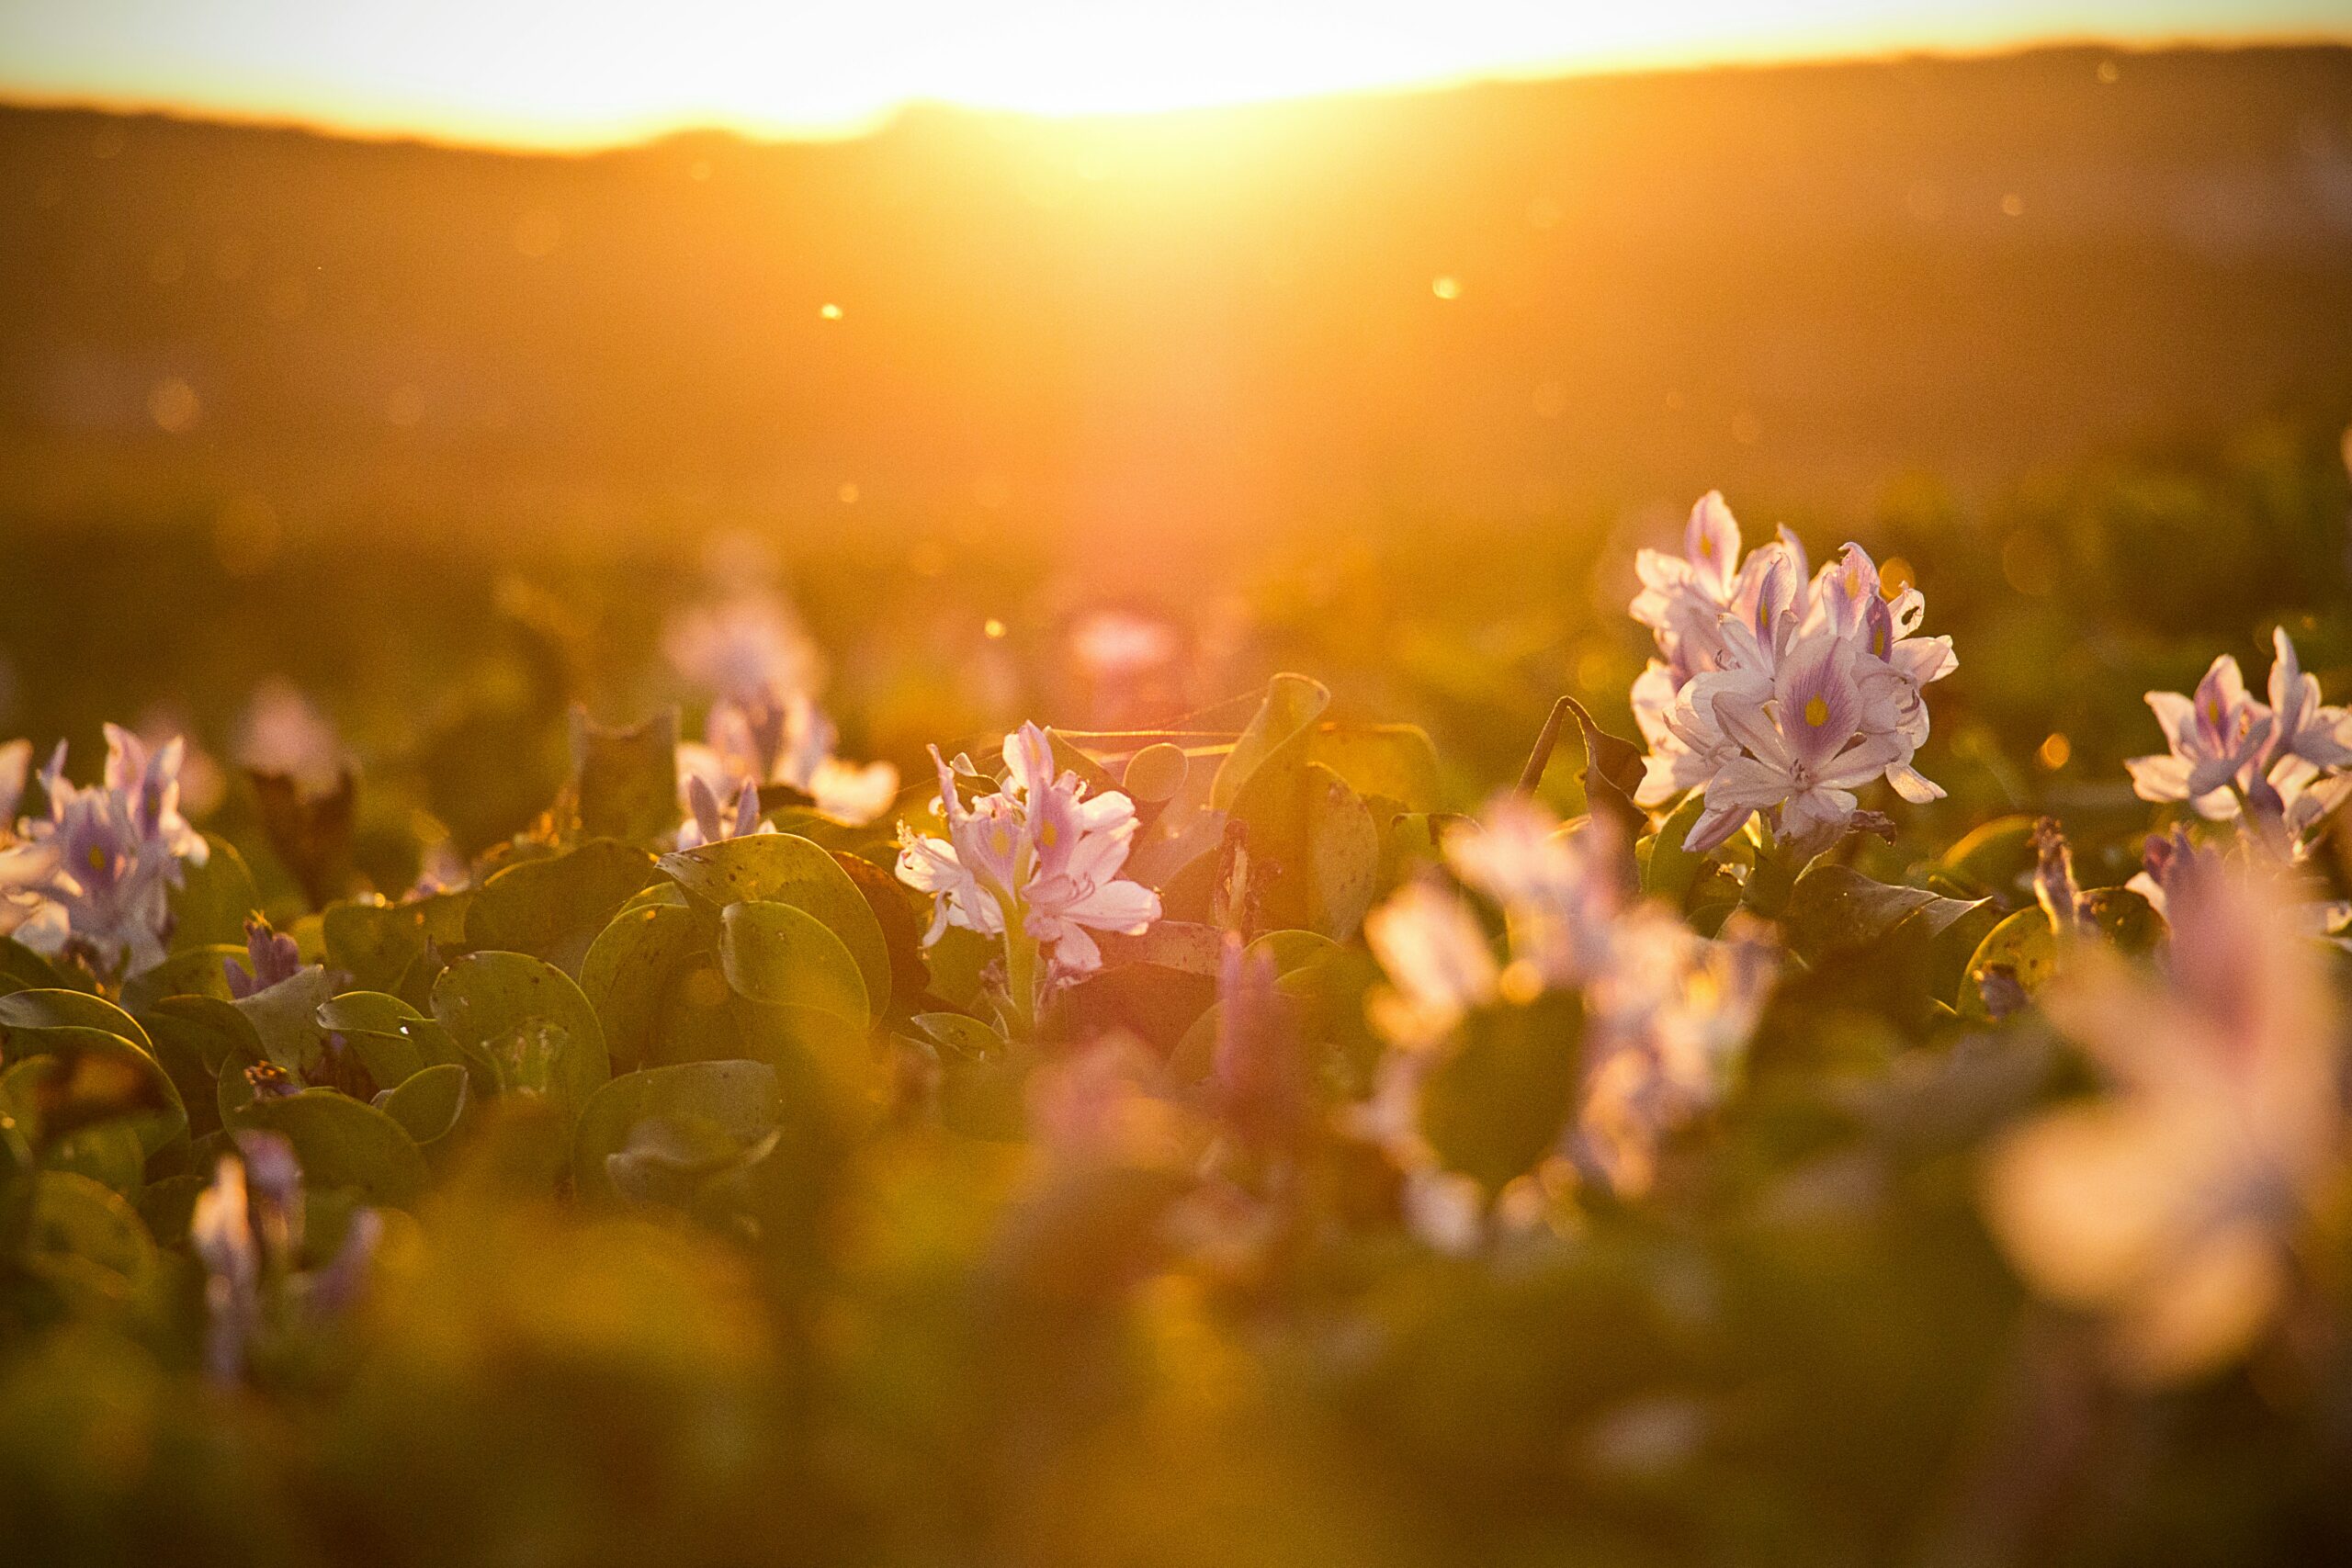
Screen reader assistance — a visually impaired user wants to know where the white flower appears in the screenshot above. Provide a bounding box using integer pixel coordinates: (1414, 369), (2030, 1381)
(1684, 634), (1912, 855)
(674, 773), (775, 852)
(893, 722), (1160, 980)
(1983, 857), (2344, 1382)
(2127, 630), (2352, 863)
(1629, 496), (1951, 856)
(677, 686), (899, 829)
(1358, 799), (1777, 1210)
(7, 726), (209, 976)
(1363, 880), (1499, 1048)
(2126, 653), (2276, 818)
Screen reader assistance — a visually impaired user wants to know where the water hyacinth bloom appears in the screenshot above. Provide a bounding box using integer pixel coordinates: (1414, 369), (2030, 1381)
(1631, 495), (1953, 855)
(1363, 879), (1502, 1048)
(0, 739), (56, 942)
(677, 684), (899, 829)
(190, 1150), (261, 1382)
(6, 725), (209, 976)
(2126, 653), (2278, 818)
(675, 773), (774, 852)
(894, 721), (1161, 1001)
(2128, 630), (2352, 852)
(1357, 799), (1777, 1224)
(1683, 634), (1912, 855)
(225, 915), (302, 998)
(1982, 857), (2345, 1382)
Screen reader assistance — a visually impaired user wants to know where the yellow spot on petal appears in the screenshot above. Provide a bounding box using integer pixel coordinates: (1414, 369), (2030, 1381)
(1804, 694), (1829, 728)
(86, 846), (107, 872)
(1039, 822), (1058, 849)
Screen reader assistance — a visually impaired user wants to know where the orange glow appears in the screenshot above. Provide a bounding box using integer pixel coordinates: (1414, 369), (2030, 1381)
(0, 2), (2344, 147)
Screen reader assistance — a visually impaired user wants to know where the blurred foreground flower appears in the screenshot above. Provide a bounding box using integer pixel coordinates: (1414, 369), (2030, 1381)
(193, 1133), (381, 1382)
(1983, 856), (2346, 1383)
(1631, 493), (1954, 855)
(1357, 799), (1775, 1246)
(895, 722), (1159, 1032)
(3, 725), (209, 977)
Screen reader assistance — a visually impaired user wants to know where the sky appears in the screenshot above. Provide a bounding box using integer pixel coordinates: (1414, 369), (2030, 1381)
(0, 0), (2344, 147)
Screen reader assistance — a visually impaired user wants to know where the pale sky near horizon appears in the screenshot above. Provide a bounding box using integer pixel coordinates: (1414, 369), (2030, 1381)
(0, 1), (2344, 147)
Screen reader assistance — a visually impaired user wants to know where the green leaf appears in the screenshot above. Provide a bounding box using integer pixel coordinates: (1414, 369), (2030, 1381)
(0, 939), (85, 998)
(577, 901), (741, 1070)
(570, 705), (681, 846)
(231, 967), (334, 1074)
(1211, 673), (1330, 812)
(910, 1011), (1009, 1058)
(167, 834), (259, 952)
(1307, 724), (1442, 813)
(323, 893), (471, 994)
(1642, 792), (1711, 908)
(718, 901), (871, 1028)
(229, 1089), (428, 1207)
(431, 952), (610, 1112)
(317, 990), (463, 1089)
(375, 1060), (470, 1145)
(662, 834), (891, 1010)
(1245, 929), (1343, 976)
(1959, 908), (2058, 1022)
(1234, 760), (1381, 939)
(21, 1170), (161, 1318)
(35, 1118), (147, 1195)
(1784, 865), (1994, 960)
(910, 1014), (1031, 1141)
(570, 1059), (784, 1203)
(1421, 991), (1585, 1194)
(119, 944), (243, 1012)
(0, 988), (155, 1055)
(461, 838), (660, 976)
(1937, 814), (2040, 900)
(2084, 886), (2165, 953)
(0, 1023), (185, 1160)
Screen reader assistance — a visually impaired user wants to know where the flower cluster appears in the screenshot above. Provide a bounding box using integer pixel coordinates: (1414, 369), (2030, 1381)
(1358, 798), (1776, 1241)
(676, 684), (899, 837)
(1983, 852), (2344, 1382)
(1631, 492), (1956, 855)
(192, 1131), (380, 1382)
(2125, 627), (2352, 845)
(0, 725), (209, 976)
(895, 721), (1162, 992)
(665, 579), (898, 837)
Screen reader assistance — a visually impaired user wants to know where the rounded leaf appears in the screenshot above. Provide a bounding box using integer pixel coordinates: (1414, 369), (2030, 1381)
(662, 834), (891, 1010)
(229, 1089), (429, 1206)
(571, 1058), (784, 1203)
(718, 902), (870, 1028)
(432, 952), (611, 1112)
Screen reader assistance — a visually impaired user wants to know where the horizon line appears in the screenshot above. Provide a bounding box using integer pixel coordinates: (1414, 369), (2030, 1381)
(1, 31), (2345, 158)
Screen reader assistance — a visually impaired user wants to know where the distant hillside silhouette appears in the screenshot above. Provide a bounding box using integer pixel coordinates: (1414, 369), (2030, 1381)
(3, 44), (2349, 558)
